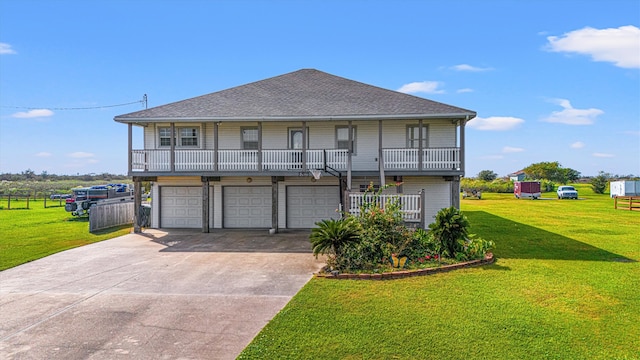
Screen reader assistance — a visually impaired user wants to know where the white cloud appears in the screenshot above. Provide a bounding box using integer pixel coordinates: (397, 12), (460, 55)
(0, 43), (17, 55)
(467, 116), (525, 131)
(68, 152), (95, 158)
(542, 98), (603, 125)
(503, 146), (524, 153)
(35, 152), (52, 157)
(397, 81), (445, 94)
(457, 88), (474, 93)
(451, 64), (493, 72)
(624, 130), (640, 136)
(570, 141), (585, 149)
(546, 25), (640, 69)
(11, 109), (54, 119)
(593, 153), (614, 158)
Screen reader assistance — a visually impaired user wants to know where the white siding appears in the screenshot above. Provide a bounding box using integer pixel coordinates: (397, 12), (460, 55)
(402, 176), (451, 226)
(144, 125), (155, 149)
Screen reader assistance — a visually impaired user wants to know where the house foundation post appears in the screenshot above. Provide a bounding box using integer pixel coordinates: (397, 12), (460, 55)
(271, 176), (278, 233)
(202, 177), (210, 233)
(420, 189), (426, 229)
(451, 176), (461, 209)
(133, 179), (142, 233)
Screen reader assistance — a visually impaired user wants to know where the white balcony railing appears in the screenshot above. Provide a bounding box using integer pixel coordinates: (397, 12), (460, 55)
(131, 147), (459, 173)
(383, 148), (460, 170)
(347, 193), (422, 222)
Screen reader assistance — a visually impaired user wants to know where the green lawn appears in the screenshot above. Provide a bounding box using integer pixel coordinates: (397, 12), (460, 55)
(0, 199), (132, 271)
(239, 184), (640, 359)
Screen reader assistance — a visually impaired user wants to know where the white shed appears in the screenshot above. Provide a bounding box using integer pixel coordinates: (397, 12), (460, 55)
(610, 180), (640, 198)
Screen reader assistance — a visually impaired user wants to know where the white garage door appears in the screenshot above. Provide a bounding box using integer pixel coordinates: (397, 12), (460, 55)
(223, 186), (272, 228)
(160, 187), (202, 228)
(287, 186), (340, 228)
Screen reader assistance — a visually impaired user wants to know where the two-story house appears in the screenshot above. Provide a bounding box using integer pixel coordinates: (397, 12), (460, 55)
(114, 69), (476, 232)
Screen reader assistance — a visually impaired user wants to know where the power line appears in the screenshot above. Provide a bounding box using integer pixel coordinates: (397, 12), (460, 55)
(1, 94), (148, 111)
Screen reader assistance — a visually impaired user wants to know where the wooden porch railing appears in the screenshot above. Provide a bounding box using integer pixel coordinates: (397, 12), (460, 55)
(346, 192), (422, 223)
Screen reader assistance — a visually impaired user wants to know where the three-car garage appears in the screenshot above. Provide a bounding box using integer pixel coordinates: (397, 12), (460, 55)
(156, 182), (341, 229)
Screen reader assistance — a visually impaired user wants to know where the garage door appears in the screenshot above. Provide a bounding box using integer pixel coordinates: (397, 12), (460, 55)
(223, 186), (272, 228)
(160, 187), (202, 228)
(287, 186), (340, 228)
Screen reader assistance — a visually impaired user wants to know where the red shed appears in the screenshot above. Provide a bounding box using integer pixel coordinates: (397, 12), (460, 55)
(514, 181), (541, 199)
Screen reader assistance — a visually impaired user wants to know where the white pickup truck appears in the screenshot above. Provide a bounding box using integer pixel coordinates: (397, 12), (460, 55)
(557, 185), (578, 199)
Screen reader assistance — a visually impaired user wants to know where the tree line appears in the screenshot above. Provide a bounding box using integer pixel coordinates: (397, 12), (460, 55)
(0, 170), (128, 182)
(469, 161), (638, 194)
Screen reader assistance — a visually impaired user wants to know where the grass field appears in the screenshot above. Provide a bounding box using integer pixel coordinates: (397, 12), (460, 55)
(239, 184), (640, 359)
(0, 199), (132, 271)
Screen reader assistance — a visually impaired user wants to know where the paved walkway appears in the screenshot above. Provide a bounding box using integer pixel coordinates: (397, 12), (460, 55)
(0, 229), (324, 359)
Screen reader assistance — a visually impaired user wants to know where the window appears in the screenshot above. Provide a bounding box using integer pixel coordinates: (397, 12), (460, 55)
(242, 127), (259, 150)
(336, 126), (356, 153)
(159, 127), (173, 147)
(180, 128), (198, 146)
(158, 126), (199, 147)
(407, 125), (428, 148)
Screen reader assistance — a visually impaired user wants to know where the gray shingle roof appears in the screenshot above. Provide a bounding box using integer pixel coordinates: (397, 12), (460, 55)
(114, 69), (475, 122)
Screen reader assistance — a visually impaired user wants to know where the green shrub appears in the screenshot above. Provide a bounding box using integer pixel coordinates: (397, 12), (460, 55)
(309, 217), (361, 268)
(428, 207), (470, 258)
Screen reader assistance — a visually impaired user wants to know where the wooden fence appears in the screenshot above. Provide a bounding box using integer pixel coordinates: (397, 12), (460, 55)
(89, 201), (134, 232)
(614, 196), (640, 211)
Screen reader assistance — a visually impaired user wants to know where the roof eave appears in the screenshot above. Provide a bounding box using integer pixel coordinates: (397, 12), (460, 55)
(114, 112), (477, 124)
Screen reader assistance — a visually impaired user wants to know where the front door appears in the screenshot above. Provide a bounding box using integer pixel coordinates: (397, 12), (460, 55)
(289, 129), (304, 169)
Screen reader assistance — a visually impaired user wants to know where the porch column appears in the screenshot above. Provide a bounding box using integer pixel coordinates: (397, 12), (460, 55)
(258, 122), (263, 172)
(452, 176), (461, 209)
(347, 121), (353, 191)
(460, 118), (466, 173)
(127, 123), (132, 174)
(302, 121), (307, 171)
(202, 177), (210, 233)
(271, 176), (278, 233)
(213, 122), (219, 171)
(133, 179), (142, 233)
(170, 122), (176, 172)
(378, 120), (385, 187)
(418, 119), (424, 171)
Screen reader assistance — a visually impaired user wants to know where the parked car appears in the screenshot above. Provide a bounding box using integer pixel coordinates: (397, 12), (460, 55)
(557, 186), (578, 199)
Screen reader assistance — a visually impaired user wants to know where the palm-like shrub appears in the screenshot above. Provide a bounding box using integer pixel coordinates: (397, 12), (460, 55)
(310, 217), (361, 261)
(428, 207), (469, 258)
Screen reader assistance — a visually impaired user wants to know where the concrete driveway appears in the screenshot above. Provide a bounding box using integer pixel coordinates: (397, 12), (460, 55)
(0, 229), (325, 359)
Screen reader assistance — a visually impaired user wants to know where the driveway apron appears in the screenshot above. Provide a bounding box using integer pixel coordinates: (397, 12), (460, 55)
(0, 229), (325, 359)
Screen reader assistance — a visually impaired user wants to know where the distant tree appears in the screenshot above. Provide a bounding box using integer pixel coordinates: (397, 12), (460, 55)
(477, 170), (498, 181)
(522, 161), (579, 184)
(21, 169), (36, 180)
(590, 171), (611, 194)
(562, 168), (581, 183)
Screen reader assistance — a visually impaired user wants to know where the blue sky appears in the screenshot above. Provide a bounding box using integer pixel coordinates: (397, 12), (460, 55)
(1, 0), (638, 177)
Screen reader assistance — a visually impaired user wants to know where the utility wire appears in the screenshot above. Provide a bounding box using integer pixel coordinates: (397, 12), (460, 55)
(1, 94), (148, 111)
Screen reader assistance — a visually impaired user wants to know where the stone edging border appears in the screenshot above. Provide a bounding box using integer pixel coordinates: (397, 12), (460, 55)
(314, 253), (495, 280)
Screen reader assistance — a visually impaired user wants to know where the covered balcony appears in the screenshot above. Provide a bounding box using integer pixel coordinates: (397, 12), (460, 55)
(129, 147), (460, 174)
